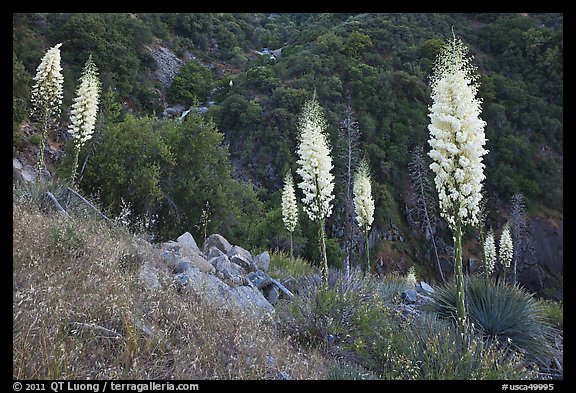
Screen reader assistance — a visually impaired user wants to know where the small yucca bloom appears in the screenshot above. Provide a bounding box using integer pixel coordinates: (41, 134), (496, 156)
(353, 158), (374, 269)
(499, 224), (513, 269)
(30, 43), (64, 120)
(353, 158), (374, 232)
(69, 55), (101, 150)
(69, 55), (101, 183)
(282, 171), (298, 234)
(282, 171), (298, 261)
(484, 229), (496, 276)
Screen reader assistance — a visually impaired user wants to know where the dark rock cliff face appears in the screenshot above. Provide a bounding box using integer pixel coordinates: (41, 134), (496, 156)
(518, 216), (563, 300)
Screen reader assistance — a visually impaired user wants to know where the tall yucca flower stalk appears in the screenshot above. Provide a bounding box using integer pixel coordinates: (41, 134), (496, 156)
(353, 158), (374, 270)
(296, 95), (335, 289)
(30, 43), (64, 182)
(427, 32), (488, 338)
(483, 229), (496, 277)
(69, 55), (101, 184)
(499, 224), (513, 281)
(282, 171), (299, 261)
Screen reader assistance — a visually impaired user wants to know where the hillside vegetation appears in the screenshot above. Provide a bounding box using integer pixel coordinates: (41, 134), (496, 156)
(13, 12), (563, 380)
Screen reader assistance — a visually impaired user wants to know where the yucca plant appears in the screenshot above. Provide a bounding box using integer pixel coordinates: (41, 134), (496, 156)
(426, 274), (558, 364)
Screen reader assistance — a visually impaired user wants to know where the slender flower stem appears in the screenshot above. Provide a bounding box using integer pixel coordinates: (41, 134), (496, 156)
(454, 214), (467, 340)
(319, 218), (328, 290)
(365, 229), (370, 272)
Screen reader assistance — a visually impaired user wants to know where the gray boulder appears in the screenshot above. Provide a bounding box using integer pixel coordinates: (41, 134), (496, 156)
(263, 285), (280, 305)
(139, 264), (162, 290)
(269, 277), (295, 300)
(207, 246), (225, 260)
(209, 254), (246, 287)
(175, 266), (274, 315)
(230, 286), (275, 314)
(174, 260), (192, 274)
(228, 245), (256, 271)
(253, 251), (270, 272)
(161, 248), (214, 275)
(401, 289), (417, 304)
(203, 234), (233, 255)
(177, 232), (200, 253)
(415, 281), (434, 295)
(186, 253), (216, 274)
(160, 249), (180, 271)
(247, 270), (273, 289)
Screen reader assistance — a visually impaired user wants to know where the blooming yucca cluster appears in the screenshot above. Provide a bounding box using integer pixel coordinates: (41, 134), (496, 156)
(30, 43), (64, 120)
(281, 171), (298, 234)
(427, 38), (488, 229)
(353, 159), (374, 232)
(483, 230), (496, 275)
(296, 97), (335, 222)
(499, 224), (513, 269)
(69, 55), (101, 149)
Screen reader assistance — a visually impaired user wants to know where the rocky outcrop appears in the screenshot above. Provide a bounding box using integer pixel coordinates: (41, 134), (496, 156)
(518, 216), (563, 299)
(140, 231), (296, 317)
(147, 43), (184, 88)
(203, 234), (233, 255)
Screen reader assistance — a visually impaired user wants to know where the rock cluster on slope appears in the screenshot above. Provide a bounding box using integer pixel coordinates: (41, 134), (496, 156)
(139, 231), (293, 317)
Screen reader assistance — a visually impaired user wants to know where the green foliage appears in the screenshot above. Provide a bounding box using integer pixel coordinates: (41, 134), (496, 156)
(268, 250), (318, 280)
(344, 31), (373, 58)
(426, 275), (558, 363)
(277, 270), (534, 379)
(28, 134), (42, 146)
(245, 65), (279, 93)
(538, 299), (563, 330)
(81, 114), (171, 220)
(327, 361), (379, 380)
(48, 223), (85, 260)
(80, 111), (264, 246)
(367, 313), (536, 380)
(167, 61), (214, 106)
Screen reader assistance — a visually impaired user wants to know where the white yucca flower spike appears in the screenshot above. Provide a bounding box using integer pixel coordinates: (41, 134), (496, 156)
(30, 43), (64, 119)
(499, 224), (513, 269)
(353, 158), (374, 232)
(427, 36), (488, 229)
(296, 95), (335, 222)
(296, 94), (334, 288)
(69, 55), (101, 149)
(282, 171), (298, 234)
(484, 229), (496, 275)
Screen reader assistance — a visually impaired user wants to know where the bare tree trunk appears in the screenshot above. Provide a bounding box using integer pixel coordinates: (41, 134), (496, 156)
(410, 146), (445, 282)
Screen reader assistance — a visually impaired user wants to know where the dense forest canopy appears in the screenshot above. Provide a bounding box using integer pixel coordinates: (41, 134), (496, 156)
(13, 12), (563, 280)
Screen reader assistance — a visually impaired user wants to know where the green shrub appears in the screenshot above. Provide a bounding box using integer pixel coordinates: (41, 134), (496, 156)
(538, 299), (563, 330)
(276, 269), (391, 351)
(269, 250), (318, 280)
(375, 313), (537, 380)
(328, 361), (379, 380)
(48, 223), (85, 260)
(167, 62), (214, 106)
(28, 134), (42, 146)
(426, 275), (558, 363)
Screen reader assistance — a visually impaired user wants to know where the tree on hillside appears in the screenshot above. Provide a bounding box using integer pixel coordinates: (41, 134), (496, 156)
(338, 103), (361, 280)
(409, 145), (445, 282)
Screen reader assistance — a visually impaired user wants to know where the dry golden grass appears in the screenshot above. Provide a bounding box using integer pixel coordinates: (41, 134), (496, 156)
(13, 200), (328, 380)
